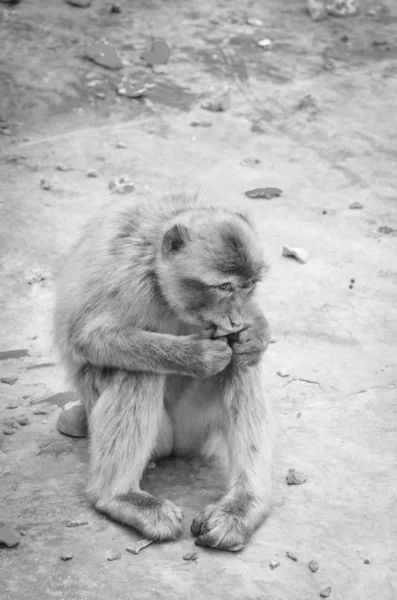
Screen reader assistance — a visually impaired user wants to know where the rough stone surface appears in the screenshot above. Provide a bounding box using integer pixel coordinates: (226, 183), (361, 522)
(85, 39), (123, 70)
(0, 1), (396, 599)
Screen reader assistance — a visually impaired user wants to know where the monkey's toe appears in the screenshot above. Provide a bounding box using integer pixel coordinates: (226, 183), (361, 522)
(191, 505), (249, 552)
(144, 498), (184, 541)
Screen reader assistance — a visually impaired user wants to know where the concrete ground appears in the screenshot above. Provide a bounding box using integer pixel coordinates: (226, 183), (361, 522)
(1, 0), (396, 598)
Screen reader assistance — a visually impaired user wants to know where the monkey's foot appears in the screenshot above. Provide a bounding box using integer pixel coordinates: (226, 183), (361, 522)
(191, 497), (261, 552)
(95, 491), (184, 542)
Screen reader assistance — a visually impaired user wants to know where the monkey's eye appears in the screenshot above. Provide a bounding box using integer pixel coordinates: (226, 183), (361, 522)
(218, 282), (233, 292)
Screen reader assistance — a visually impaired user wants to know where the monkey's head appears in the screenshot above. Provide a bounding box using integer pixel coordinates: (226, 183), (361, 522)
(157, 211), (267, 335)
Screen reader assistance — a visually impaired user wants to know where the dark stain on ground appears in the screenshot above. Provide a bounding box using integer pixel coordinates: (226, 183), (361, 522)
(27, 363), (56, 370)
(148, 80), (197, 112)
(218, 47), (249, 83)
(350, 43), (397, 62)
(186, 41), (292, 85)
(0, 349), (29, 360)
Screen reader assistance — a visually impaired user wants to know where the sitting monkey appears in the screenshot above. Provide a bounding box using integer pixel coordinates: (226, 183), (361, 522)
(54, 192), (274, 552)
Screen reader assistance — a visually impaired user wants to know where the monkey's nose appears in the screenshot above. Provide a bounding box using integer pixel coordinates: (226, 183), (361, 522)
(229, 317), (244, 330)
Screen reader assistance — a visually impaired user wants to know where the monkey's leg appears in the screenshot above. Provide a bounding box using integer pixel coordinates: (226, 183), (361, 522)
(191, 363), (275, 551)
(87, 370), (183, 541)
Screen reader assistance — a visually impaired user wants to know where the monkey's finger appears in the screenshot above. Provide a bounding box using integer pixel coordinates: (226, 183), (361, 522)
(190, 515), (204, 537)
(194, 533), (244, 552)
(189, 327), (216, 341)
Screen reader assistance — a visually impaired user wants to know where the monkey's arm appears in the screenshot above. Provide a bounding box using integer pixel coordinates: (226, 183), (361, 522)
(69, 323), (231, 378)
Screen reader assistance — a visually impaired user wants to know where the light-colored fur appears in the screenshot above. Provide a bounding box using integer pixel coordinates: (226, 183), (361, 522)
(53, 193), (275, 551)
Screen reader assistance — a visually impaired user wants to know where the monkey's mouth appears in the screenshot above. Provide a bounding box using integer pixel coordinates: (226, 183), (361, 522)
(209, 322), (246, 339)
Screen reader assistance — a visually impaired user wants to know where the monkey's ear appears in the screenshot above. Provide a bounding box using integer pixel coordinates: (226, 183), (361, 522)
(162, 224), (190, 256)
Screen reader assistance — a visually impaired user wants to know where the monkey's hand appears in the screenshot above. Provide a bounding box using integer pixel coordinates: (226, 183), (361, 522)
(188, 333), (233, 378)
(228, 312), (270, 370)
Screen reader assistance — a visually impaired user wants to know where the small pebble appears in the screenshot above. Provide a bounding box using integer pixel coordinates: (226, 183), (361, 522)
(107, 551), (122, 561)
(85, 39), (123, 70)
(109, 176), (135, 195)
(350, 278), (355, 283)
(286, 551), (298, 561)
(246, 17), (263, 27)
(340, 35), (349, 42)
(60, 552), (74, 561)
(349, 202), (363, 209)
(87, 170), (98, 178)
(1, 376), (18, 385)
(364, 559), (370, 564)
(33, 407), (48, 415)
(190, 120), (213, 128)
(20, 530), (26, 536)
(183, 552), (198, 561)
(251, 122), (265, 134)
(320, 586), (332, 598)
(240, 158), (261, 166)
(117, 80), (151, 98)
(309, 560), (319, 572)
(298, 94), (317, 112)
(245, 187), (282, 200)
(86, 79), (103, 88)
(55, 164), (73, 172)
(116, 142), (128, 148)
(297, 412), (302, 419)
(269, 560), (280, 570)
(277, 369), (289, 378)
(126, 539), (154, 554)
(152, 64), (168, 74)
(286, 468), (307, 485)
(64, 519), (88, 528)
(307, 0), (328, 21)
(282, 245), (309, 264)
(323, 58), (336, 71)
(40, 178), (52, 191)
(378, 225), (395, 234)
(3, 426), (16, 435)
(6, 401), (18, 409)
(257, 38), (273, 50)
(201, 86), (231, 112)
(328, 0), (358, 17)
(65, 0), (91, 6)
(96, 92), (106, 99)
(366, 9), (376, 17)
(110, 3), (121, 12)
(142, 40), (171, 66)
(322, 210), (328, 214)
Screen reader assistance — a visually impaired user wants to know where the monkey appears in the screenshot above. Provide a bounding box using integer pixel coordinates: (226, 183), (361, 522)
(53, 192), (274, 552)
